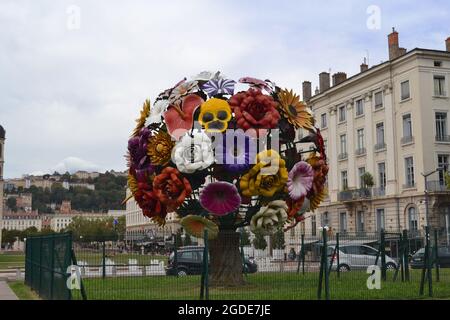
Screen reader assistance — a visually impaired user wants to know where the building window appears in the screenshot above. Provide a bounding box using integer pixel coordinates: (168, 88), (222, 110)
(434, 75), (446, 96)
(321, 113), (327, 129)
(339, 212), (347, 233)
(321, 212), (329, 227)
(338, 105), (346, 122)
(358, 167), (366, 188)
(402, 114), (413, 140)
(341, 170), (348, 190)
(340, 134), (347, 155)
(374, 91), (383, 109)
(378, 162), (386, 191)
(376, 208), (385, 232)
(357, 128), (365, 150)
(401, 80), (410, 100)
(435, 112), (448, 142)
(355, 99), (364, 116)
(356, 211), (365, 233)
(375, 122), (385, 148)
(438, 154), (449, 185)
(408, 207), (418, 231)
(311, 215), (316, 236)
(405, 157), (415, 188)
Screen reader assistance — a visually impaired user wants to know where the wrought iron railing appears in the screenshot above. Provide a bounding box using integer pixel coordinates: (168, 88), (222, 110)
(401, 136), (414, 145)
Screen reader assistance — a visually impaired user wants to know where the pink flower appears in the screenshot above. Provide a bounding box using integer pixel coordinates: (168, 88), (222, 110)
(199, 182), (241, 216)
(287, 161), (314, 200)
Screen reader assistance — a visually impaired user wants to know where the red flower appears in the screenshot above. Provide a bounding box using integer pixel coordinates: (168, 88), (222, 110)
(229, 88), (280, 135)
(152, 167), (192, 211)
(134, 182), (167, 222)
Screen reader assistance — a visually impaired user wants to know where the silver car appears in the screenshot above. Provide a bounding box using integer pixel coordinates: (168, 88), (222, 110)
(328, 244), (398, 272)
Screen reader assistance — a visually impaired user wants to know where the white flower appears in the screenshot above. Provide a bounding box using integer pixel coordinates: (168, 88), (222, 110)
(169, 80), (199, 104)
(250, 200), (288, 235)
(172, 131), (215, 173)
(146, 99), (169, 125)
(191, 71), (223, 82)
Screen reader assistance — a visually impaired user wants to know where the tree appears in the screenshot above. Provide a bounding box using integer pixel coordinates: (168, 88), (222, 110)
(361, 172), (375, 188)
(239, 228), (251, 246)
(271, 228), (285, 250)
(174, 229), (183, 247)
(445, 172), (450, 190)
(6, 197), (17, 212)
(252, 232), (267, 250)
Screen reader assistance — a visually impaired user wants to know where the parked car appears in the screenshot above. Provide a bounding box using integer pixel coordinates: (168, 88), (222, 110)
(410, 246), (450, 269)
(326, 244), (398, 272)
(165, 246), (258, 276)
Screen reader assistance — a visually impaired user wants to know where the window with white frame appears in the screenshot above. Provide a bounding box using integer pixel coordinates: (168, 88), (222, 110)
(408, 207), (418, 231)
(321, 113), (327, 128)
(402, 114), (412, 138)
(357, 128), (365, 150)
(341, 170), (348, 190)
(340, 134), (347, 155)
(438, 154), (449, 185)
(401, 80), (410, 100)
(374, 91), (383, 109)
(435, 112), (448, 141)
(405, 157), (415, 187)
(378, 162), (386, 190)
(376, 208), (385, 232)
(321, 212), (329, 227)
(434, 75), (446, 96)
(338, 105), (346, 122)
(339, 212), (347, 233)
(358, 167), (366, 188)
(356, 211), (364, 233)
(376, 122), (385, 147)
(355, 99), (364, 116)
(311, 215), (316, 236)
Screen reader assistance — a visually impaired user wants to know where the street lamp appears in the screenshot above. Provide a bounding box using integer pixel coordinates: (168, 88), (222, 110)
(421, 167), (444, 227)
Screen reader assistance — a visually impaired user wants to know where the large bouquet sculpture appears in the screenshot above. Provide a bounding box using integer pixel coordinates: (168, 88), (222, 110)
(126, 71), (328, 286)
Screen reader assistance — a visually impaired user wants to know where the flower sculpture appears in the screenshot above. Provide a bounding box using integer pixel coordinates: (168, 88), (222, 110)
(126, 71), (328, 239)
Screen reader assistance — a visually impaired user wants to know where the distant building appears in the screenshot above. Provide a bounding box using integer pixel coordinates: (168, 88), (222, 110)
(74, 170), (100, 180)
(2, 211), (42, 231)
(107, 209), (126, 219)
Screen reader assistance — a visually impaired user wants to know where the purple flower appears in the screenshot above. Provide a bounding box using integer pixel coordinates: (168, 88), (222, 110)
(202, 78), (236, 97)
(199, 181), (241, 216)
(128, 128), (154, 181)
(218, 130), (256, 173)
(287, 161), (314, 200)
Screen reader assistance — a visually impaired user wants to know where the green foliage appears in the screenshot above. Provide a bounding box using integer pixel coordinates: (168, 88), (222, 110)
(6, 197), (17, 212)
(445, 172), (450, 190)
(271, 228), (285, 250)
(1, 227), (56, 245)
(175, 229), (183, 247)
(361, 172), (375, 188)
(26, 172), (126, 213)
(65, 216), (120, 241)
(252, 232), (267, 250)
(239, 228), (251, 246)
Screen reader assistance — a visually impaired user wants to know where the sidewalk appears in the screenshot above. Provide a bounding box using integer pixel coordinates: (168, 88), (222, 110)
(0, 281), (19, 300)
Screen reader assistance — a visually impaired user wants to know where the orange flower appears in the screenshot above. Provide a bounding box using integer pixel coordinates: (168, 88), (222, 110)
(277, 89), (314, 129)
(148, 131), (175, 165)
(152, 167), (192, 211)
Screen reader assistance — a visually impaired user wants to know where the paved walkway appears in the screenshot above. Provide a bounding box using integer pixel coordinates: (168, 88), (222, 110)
(0, 281), (19, 300)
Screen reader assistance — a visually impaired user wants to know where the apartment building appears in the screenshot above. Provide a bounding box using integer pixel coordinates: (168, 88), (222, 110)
(296, 30), (450, 243)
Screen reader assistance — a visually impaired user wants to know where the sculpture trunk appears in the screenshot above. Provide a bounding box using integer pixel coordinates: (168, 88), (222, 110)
(208, 230), (246, 287)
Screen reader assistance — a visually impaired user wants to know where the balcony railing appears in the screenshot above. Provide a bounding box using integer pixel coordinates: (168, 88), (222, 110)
(436, 135), (450, 142)
(372, 187), (386, 197)
(338, 188), (373, 202)
(355, 147), (366, 156)
(434, 89), (447, 97)
(426, 180), (450, 192)
(403, 183), (416, 189)
(338, 152), (348, 160)
(374, 143), (386, 151)
(401, 135), (414, 145)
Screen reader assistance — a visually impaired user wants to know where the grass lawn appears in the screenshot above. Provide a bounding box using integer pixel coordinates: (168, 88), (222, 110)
(71, 269), (450, 300)
(8, 281), (40, 300)
(0, 253), (25, 269)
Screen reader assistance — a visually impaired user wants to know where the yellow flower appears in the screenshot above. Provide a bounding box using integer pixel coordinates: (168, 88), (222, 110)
(132, 100), (151, 137)
(198, 98), (232, 133)
(240, 150), (288, 197)
(277, 89), (314, 129)
(148, 131), (175, 165)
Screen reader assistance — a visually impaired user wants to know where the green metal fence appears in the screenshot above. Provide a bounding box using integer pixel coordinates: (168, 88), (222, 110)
(25, 232), (73, 300)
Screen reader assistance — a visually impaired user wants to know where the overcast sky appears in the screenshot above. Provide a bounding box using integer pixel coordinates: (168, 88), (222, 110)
(1, 0), (449, 178)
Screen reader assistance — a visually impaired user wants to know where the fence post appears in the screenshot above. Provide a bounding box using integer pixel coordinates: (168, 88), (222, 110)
(336, 232), (340, 279)
(174, 246), (178, 278)
(38, 237), (43, 296)
(71, 249), (87, 300)
(102, 240), (106, 279)
(328, 233), (338, 275)
(380, 229), (386, 281)
(239, 229), (247, 277)
(426, 227), (433, 297)
(49, 235), (55, 300)
(200, 230), (209, 300)
(420, 226), (433, 296)
(434, 229), (440, 282)
(403, 229), (410, 281)
(296, 234), (305, 275)
(318, 228), (330, 300)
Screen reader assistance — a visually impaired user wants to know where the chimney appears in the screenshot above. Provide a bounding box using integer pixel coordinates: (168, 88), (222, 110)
(319, 72), (330, 93)
(332, 72), (347, 86)
(388, 27), (400, 60)
(302, 81), (312, 101)
(360, 58), (369, 72)
(314, 86), (319, 95)
(446, 37), (450, 52)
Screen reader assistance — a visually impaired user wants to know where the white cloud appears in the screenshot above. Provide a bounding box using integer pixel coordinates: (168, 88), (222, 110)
(52, 157), (101, 174)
